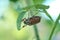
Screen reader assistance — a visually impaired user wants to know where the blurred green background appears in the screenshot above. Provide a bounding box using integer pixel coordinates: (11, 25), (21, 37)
(0, 0), (60, 40)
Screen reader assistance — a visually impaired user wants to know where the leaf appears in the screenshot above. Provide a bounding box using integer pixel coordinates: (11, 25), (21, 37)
(25, 0), (49, 10)
(35, 4), (49, 9)
(10, 0), (18, 2)
(32, 0), (49, 9)
(25, 0), (34, 6)
(17, 11), (27, 30)
(20, 4), (49, 11)
(33, 0), (44, 4)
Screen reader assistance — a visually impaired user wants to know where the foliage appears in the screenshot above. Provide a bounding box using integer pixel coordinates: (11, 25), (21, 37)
(10, 0), (18, 2)
(17, 11), (27, 30)
(9, 0), (60, 40)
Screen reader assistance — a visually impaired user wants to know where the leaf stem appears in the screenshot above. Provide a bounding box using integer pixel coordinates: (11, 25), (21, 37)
(33, 25), (40, 40)
(48, 14), (60, 40)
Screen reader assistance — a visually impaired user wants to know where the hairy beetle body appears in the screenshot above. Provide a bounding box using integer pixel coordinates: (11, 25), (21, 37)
(24, 16), (41, 25)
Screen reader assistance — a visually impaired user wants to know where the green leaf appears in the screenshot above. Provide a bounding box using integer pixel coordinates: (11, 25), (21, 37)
(20, 4), (49, 11)
(32, 0), (47, 10)
(33, 0), (44, 4)
(17, 11), (27, 30)
(10, 0), (18, 2)
(25, 0), (34, 6)
(35, 4), (49, 9)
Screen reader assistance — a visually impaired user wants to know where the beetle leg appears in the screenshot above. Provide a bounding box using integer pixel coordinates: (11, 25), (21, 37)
(22, 18), (26, 22)
(22, 25), (27, 28)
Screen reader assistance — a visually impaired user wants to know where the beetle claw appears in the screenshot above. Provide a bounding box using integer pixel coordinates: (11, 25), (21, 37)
(22, 25), (27, 28)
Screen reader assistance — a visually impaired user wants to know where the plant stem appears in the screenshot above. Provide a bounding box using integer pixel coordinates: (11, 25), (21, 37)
(43, 9), (53, 21)
(48, 14), (60, 40)
(33, 25), (40, 40)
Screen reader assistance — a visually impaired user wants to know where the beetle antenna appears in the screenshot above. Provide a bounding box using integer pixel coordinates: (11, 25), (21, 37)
(28, 11), (30, 19)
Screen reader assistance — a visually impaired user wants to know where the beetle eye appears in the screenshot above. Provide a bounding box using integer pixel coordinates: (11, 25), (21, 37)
(26, 20), (29, 23)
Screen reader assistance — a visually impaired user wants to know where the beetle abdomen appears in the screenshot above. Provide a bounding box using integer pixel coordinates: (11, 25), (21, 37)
(29, 16), (41, 25)
(24, 16), (41, 25)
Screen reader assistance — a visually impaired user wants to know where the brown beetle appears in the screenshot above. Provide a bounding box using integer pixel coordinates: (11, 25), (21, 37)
(22, 16), (41, 27)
